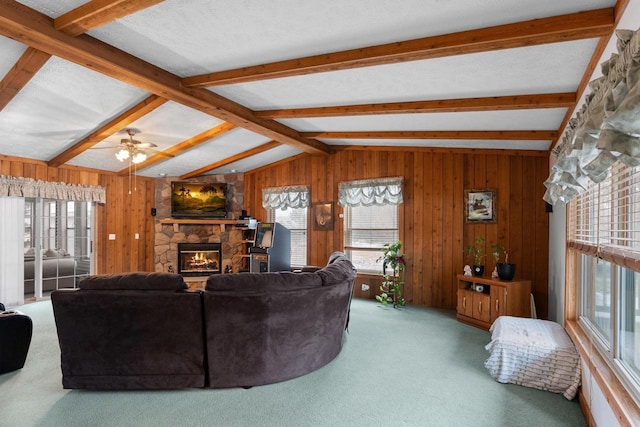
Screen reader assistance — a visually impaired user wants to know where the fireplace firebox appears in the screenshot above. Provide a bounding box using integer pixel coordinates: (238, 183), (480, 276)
(177, 243), (222, 277)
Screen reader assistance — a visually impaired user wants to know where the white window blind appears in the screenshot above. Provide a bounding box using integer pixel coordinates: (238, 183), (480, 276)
(344, 204), (399, 273)
(569, 163), (640, 267)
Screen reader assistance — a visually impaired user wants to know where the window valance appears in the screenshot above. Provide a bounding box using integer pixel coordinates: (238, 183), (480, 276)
(544, 28), (640, 204)
(0, 175), (106, 203)
(338, 177), (403, 207)
(262, 185), (309, 210)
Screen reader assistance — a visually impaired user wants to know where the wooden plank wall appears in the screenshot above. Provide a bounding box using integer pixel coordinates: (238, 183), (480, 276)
(245, 148), (550, 318)
(0, 155), (155, 275)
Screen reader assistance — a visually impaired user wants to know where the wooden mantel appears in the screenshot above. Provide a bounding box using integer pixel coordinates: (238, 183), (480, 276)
(159, 219), (250, 225)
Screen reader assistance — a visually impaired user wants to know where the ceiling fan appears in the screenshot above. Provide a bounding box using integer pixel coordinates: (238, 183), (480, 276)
(93, 129), (173, 164)
(114, 129), (161, 164)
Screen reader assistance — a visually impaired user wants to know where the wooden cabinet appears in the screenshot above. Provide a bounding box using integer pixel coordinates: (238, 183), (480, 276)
(456, 274), (531, 330)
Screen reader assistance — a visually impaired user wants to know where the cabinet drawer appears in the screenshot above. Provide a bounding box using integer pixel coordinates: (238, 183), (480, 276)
(472, 292), (491, 324)
(457, 290), (474, 318)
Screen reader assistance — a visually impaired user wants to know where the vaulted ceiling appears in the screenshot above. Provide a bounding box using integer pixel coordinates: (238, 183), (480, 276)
(0, 0), (635, 178)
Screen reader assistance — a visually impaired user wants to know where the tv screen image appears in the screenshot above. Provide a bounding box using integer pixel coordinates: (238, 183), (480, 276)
(255, 222), (274, 248)
(171, 182), (227, 218)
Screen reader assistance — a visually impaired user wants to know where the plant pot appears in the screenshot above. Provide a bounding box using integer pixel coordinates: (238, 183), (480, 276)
(496, 263), (516, 281)
(473, 265), (484, 276)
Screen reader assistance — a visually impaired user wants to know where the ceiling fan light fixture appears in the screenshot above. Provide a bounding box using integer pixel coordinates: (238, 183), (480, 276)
(132, 152), (147, 164)
(115, 148), (130, 161)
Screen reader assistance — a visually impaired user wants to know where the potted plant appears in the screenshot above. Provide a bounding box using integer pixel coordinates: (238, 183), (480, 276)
(376, 240), (406, 308)
(464, 235), (485, 276)
(491, 243), (516, 280)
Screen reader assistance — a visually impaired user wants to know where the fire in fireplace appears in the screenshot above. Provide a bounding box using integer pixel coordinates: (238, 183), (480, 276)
(177, 243), (222, 277)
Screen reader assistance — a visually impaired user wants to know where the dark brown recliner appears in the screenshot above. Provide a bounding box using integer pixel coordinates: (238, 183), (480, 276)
(0, 304), (33, 375)
(51, 272), (206, 390)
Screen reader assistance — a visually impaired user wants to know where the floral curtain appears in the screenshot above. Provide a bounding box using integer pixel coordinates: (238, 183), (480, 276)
(262, 185), (309, 210)
(0, 175), (106, 203)
(338, 177), (403, 207)
(544, 28), (640, 204)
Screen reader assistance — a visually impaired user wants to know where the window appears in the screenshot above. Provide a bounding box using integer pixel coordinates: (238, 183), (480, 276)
(343, 204), (399, 273)
(262, 186), (309, 268)
(339, 177), (403, 273)
(569, 163), (640, 400)
(268, 207), (307, 268)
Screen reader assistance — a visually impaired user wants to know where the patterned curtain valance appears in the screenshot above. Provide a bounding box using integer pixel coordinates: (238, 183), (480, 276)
(0, 175), (106, 203)
(544, 28), (640, 204)
(262, 185), (310, 210)
(338, 177), (403, 207)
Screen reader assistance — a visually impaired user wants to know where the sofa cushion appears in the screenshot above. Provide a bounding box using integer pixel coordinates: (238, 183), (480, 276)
(79, 272), (187, 291)
(316, 257), (357, 286)
(44, 248), (60, 258)
(206, 271), (322, 294)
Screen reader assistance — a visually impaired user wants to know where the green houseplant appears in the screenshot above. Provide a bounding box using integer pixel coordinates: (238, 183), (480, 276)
(491, 242), (516, 280)
(376, 240), (406, 308)
(465, 235), (486, 276)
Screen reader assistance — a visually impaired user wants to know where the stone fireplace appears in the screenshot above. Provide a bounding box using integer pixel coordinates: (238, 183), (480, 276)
(177, 243), (222, 277)
(154, 173), (247, 275)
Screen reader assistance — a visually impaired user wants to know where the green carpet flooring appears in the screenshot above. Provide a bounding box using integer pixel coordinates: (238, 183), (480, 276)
(1, 298), (586, 426)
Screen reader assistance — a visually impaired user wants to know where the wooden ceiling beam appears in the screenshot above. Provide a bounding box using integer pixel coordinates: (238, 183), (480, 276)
(0, 2), (330, 157)
(54, 0), (164, 36)
(48, 94), (168, 167)
(301, 130), (558, 140)
(0, 47), (50, 111)
(183, 8), (614, 87)
(117, 122), (237, 175)
(180, 140), (281, 179)
(256, 93), (576, 119)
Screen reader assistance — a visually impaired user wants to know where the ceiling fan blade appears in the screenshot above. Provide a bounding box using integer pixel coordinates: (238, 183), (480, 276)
(136, 141), (157, 148)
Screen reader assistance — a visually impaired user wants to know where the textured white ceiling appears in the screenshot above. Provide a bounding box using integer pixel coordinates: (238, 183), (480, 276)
(0, 57), (146, 161)
(211, 40), (598, 111)
(0, 0), (626, 178)
(87, 0), (613, 75)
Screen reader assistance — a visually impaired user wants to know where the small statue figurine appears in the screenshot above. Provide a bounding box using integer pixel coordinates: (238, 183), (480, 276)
(463, 265), (472, 276)
(491, 266), (499, 279)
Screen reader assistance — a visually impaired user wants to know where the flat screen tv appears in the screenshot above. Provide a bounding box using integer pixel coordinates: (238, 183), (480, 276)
(170, 181), (228, 218)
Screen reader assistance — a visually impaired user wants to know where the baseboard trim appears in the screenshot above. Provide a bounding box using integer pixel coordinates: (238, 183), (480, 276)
(578, 389), (596, 427)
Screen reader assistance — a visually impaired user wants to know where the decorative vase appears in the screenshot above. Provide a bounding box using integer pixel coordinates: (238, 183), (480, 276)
(496, 263), (516, 281)
(473, 265), (484, 276)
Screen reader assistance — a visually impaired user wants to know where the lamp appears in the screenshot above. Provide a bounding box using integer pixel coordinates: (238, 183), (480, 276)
(115, 148), (129, 162)
(115, 146), (146, 164)
(132, 152), (147, 164)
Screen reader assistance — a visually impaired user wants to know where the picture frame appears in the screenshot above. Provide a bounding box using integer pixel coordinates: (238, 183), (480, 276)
(313, 202), (334, 231)
(464, 189), (496, 223)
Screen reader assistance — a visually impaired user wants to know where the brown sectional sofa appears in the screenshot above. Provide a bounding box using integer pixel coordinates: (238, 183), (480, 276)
(51, 253), (356, 390)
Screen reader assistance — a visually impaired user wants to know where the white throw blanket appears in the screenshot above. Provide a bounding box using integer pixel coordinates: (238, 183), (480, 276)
(484, 316), (581, 400)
